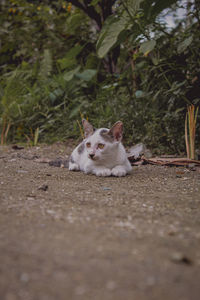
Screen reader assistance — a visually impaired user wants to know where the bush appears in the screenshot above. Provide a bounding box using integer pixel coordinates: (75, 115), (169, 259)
(0, 0), (199, 154)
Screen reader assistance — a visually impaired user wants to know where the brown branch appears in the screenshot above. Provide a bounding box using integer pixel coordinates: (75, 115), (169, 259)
(70, 0), (102, 29)
(98, 0), (117, 22)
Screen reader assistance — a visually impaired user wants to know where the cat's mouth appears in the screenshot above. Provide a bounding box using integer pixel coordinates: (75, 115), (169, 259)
(88, 154), (97, 160)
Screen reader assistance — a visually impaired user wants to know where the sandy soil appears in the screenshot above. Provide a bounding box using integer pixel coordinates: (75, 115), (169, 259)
(0, 143), (200, 300)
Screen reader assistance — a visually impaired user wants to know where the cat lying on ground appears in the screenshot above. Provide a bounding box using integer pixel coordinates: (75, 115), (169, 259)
(69, 119), (132, 177)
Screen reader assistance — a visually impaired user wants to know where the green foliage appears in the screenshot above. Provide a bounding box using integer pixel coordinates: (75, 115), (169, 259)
(140, 40), (156, 55)
(39, 49), (53, 80)
(96, 14), (129, 58)
(0, 0), (200, 154)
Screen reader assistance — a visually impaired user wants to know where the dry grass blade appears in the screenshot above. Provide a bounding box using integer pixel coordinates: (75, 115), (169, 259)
(185, 113), (190, 158)
(77, 120), (84, 139)
(34, 128), (39, 146)
(0, 117), (10, 145)
(77, 112), (89, 139)
(185, 105), (199, 160)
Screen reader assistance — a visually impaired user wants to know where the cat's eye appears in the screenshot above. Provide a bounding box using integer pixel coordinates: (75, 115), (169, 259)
(98, 143), (105, 149)
(86, 142), (91, 148)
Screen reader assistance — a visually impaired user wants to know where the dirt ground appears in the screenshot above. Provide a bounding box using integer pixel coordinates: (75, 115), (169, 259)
(0, 143), (200, 300)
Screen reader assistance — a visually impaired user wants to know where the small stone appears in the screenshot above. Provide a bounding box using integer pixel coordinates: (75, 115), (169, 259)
(188, 163), (195, 169)
(106, 280), (116, 290)
(75, 285), (86, 295)
(146, 276), (156, 286)
(168, 230), (176, 236)
(12, 145), (24, 150)
(27, 197), (36, 201)
(20, 273), (30, 282)
(17, 170), (28, 174)
(46, 210), (55, 215)
(102, 187), (111, 191)
(170, 252), (193, 265)
(176, 174), (182, 178)
(5, 293), (17, 300)
(38, 184), (48, 191)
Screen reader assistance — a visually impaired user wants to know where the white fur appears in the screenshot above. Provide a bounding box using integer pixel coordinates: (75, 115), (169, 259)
(69, 127), (132, 177)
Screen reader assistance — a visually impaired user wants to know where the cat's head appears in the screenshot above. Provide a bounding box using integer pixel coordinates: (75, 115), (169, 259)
(82, 119), (123, 161)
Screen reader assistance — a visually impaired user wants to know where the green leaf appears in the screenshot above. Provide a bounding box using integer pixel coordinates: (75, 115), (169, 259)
(57, 57), (76, 70)
(66, 11), (88, 35)
(39, 49), (52, 79)
(140, 40), (156, 55)
(126, 0), (144, 17)
(96, 0), (144, 58)
(49, 88), (64, 104)
(142, 0), (178, 21)
(85, 54), (99, 69)
(177, 36), (193, 54)
(57, 45), (84, 70)
(76, 69), (97, 81)
(69, 102), (87, 119)
(97, 15), (129, 58)
(90, 0), (99, 6)
(135, 90), (144, 98)
(63, 66), (80, 82)
(150, 0), (179, 18)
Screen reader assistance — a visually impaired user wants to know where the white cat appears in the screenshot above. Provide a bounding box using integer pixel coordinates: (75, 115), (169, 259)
(69, 119), (132, 177)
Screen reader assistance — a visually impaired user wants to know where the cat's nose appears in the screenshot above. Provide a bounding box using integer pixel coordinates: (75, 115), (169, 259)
(89, 153), (95, 159)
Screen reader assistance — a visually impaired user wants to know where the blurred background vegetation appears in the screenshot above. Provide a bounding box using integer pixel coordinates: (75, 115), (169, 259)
(0, 0), (200, 154)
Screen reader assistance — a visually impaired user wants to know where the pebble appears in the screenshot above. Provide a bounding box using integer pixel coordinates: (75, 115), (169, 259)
(38, 184), (48, 191)
(5, 293), (17, 300)
(75, 285), (87, 295)
(170, 252), (193, 265)
(20, 273), (30, 282)
(102, 187), (112, 191)
(106, 280), (116, 290)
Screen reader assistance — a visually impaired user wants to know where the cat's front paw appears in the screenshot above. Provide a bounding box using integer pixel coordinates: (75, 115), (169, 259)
(94, 168), (111, 177)
(111, 166), (127, 177)
(69, 162), (80, 171)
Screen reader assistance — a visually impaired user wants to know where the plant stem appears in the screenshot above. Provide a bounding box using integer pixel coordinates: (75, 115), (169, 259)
(5, 122), (11, 144)
(1, 117), (7, 145)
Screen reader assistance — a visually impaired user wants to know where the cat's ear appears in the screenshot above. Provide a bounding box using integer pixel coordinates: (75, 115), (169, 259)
(108, 121), (123, 142)
(82, 119), (94, 138)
